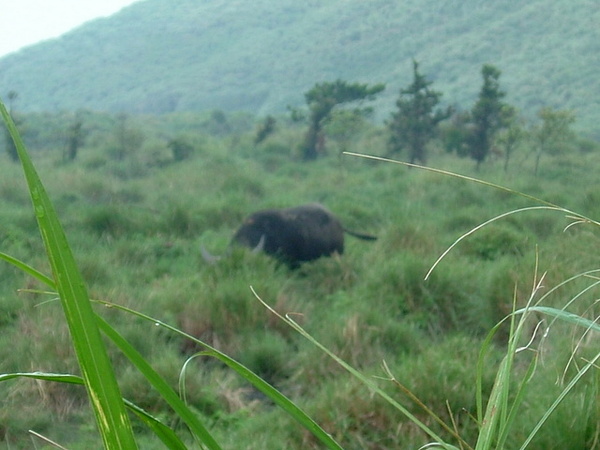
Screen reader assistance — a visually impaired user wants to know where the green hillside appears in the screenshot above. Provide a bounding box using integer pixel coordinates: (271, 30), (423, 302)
(0, 0), (599, 136)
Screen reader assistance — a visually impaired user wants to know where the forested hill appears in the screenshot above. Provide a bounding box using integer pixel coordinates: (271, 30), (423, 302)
(1, 0), (598, 134)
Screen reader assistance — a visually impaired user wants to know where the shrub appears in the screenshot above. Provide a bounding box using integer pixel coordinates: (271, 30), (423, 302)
(238, 331), (292, 384)
(83, 205), (132, 237)
(168, 137), (195, 162)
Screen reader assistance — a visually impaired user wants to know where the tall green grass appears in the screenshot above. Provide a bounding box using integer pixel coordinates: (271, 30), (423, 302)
(0, 99), (342, 449)
(344, 153), (600, 449)
(1, 99), (139, 449)
(1, 103), (598, 448)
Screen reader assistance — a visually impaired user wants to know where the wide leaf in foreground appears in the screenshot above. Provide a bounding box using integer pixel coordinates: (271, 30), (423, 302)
(0, 99), (137, 449)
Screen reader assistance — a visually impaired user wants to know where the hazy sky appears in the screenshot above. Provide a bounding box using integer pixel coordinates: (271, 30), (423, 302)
(1, 0), (144, 58)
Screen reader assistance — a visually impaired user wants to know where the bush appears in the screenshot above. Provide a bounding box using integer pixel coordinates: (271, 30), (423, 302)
(83, 205), (133, 237)
(168, 137), (195, 162)
(238, 331), (292, 384)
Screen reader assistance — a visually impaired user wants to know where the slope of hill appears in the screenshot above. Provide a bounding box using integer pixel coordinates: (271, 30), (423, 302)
(0, 0), (598, 135)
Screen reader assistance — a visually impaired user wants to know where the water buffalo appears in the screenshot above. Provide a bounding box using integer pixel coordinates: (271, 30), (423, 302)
(201, 203), (376, 267)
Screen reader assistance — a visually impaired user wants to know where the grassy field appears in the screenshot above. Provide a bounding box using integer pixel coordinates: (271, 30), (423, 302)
(1, 113), (598, 448)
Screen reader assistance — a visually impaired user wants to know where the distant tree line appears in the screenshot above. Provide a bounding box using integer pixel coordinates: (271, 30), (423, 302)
(2, 62), (580, 175)
(287, 61), (577, 174)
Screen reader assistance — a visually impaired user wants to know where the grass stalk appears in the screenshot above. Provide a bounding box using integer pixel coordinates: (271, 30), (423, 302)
(1, 98), (137, 449)
(251, 287), (461, 450)
(0, 372), (188, 449)
(349, 151), (599, 448)
(0, 263), (342, 449)
(92, 299), (344, 450)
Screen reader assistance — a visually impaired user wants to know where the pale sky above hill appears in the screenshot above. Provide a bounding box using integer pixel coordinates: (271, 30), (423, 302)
(0, 0), (144, 58)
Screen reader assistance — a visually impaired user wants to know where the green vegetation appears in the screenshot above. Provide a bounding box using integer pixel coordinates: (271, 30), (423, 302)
(531, 107), (576, 176)
(0, 0), (599, 137)
(1, 87), (599, 448)
(469, 64), (509, 169)
(301, 80), (384, 160)
(387, 60), (452, 164)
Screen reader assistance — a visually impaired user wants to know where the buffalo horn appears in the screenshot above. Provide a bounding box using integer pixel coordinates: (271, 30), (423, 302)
(200, 244), (221, 264)
(251, 234), (266, 254)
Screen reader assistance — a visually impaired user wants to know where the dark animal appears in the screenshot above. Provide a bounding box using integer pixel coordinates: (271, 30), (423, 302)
(201, 203), (376, 267)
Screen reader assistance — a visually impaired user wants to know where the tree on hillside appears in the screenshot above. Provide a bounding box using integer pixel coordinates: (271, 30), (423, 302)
(254, 115), (276, 145)
(469, 64), (509, 169)
(2, 123), (19, 162)
(301, 79), (384, 160)
(168, 137), (195, 162)
(494, 107), (525, 172)
(441, 110), (473, 157)
(64, 111), (86, 162)
(531, 107), (575, 176)
(323, 109), (371, 156)
(7, 90), (18, 112)
(3, 91), (21, 162)
(207, 110), (232, 136)
(111, 113), (144, 161)
(387, 60), (452, 164)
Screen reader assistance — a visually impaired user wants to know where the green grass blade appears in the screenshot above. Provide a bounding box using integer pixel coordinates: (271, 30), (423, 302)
(93, 299), (343, 449)
(1, 216), (333, 447)
(423, 206), (563, 281)
(198, 349), (344, 450)
(476, 318), (508, 426)
(0, 251), (55, 286)
(495, 354), (537, 448)
(475, 355), (509, 450)
(251, 288), (457, 448)
(0, 252), (218, 446)
(476, 269), (547, 450)
(0, 373), (187, 449)
(123, 400), (189, 450)
(518, 306), (600, 332)
(284, 319), (455, 448)
(94, 314), (222, 450)
(0, 372), (84, 384)
(343, 152), (600, 225)
(123, 399), (187, 450)
(519, 351), (600, 450)
(1, 99), (137, 449)
(476, 298), (521, 450)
